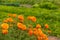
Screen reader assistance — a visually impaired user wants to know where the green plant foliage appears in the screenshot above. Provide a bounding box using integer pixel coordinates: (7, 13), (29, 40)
(39, 2), (58, 10)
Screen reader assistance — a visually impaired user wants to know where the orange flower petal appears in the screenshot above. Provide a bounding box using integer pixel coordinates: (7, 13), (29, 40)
(13, 14), (17, 17)
(1, 23), (9, 29)
(2, 29), (8, 34)
(45, 24), (49, 28)
(18, 15), (24, 20)
(36, 24), (41, 29)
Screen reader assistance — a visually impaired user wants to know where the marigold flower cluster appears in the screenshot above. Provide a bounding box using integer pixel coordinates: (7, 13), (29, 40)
(0, 13), (51, 40)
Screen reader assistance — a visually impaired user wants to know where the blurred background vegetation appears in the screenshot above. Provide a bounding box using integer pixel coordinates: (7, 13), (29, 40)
(0, 0), (60, 6)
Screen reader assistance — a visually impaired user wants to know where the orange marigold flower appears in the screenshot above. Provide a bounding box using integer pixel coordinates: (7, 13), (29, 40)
(1, 23), (9, 29)
(33, 28), (43, 36)
(13, 14), (17, 18)
(45, 37), (48, 40)
(33, 28), (38, 36)
(3, 19), (8, 23)
(36, 24), (41, 29)
(45, 24), (49, 28)
(27, 16), (36, 22)
(17, 23), (26, 30)
(31, 16), (36, 22)
(2, 29), (8, 34)
(22, 25), (26, 30)
(41, 34), (48, 40)
(27, 16), (32, 20)
(28, 28), (33, 36)
(8, 13), (12, 17)
(40, 33), (47, 38)
(6, 18), (13, 22)
(18, 15), (24, 20)
(37, 36), (42, 40)
(37, 33), (48, 40)
(17, 23), (23, 29)
(38, 29), (43, 36)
